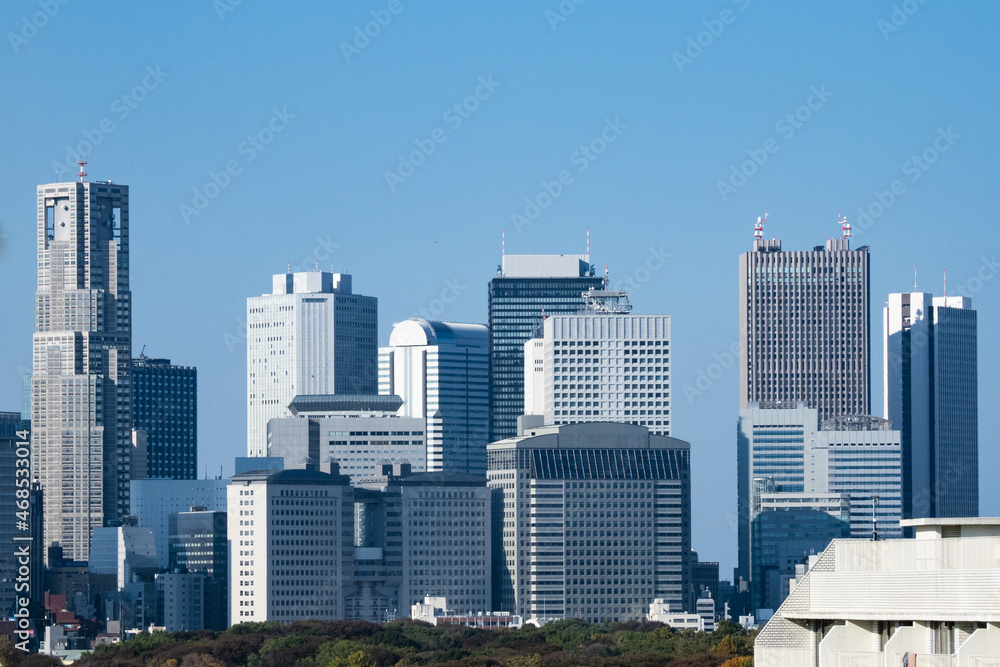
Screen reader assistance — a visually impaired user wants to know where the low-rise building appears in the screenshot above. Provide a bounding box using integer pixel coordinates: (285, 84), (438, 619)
(755, 517), (1000, 666)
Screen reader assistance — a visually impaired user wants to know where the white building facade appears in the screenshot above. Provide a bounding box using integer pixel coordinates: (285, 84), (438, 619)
(488, 422), (691, 622)
(228, 468), (355, 623)
(756, 518), (1000, 667)
(267, 394), (426, 483)
(379, 319), (489, 475)
(247, 272), (378, 456)
(523, 293), (671, 435)
(884, 292), (978, 520)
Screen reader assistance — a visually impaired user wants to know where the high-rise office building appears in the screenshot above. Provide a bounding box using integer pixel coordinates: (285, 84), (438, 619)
(169, 509), (227, 630)
(130, 478), (228, 568)
(379, 319), (490, 474)
(739, 225), (870, 421)
(737, 404), (901, 592)
(247, 271), (378, 456)
(267, 394), (426, 482)
(228, 467), (355, 623)
(488, 422), (691, 621)
(132, 356), (197, 480)
(523, 289), (671, 435)
(488, 254), (602, 442)
(32, 176), (132, 562)
(884, 292), (978, 519)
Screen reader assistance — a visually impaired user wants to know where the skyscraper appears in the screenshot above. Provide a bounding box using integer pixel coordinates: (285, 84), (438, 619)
(247, 271), (378, 456)
(379, 319), (489, 474)
(523, 289), (671, 435)
(32, 175), (132, 562)
(488, 422), (691, 621)
(132, 356), (197, 480)
(488, 254), (602, 442)
(884, 292), (978, 519)
(739, 222), (870, 420)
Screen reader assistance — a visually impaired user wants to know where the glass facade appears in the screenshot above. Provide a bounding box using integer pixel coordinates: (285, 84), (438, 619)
(488, 273), (602, 442)
(132, 357), (197, 480)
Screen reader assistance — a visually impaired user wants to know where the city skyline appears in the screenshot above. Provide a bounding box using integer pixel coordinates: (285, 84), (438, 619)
(1, 3), (997, 580)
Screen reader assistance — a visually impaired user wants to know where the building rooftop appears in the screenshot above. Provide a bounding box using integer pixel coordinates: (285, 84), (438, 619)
(388, 319), (488, 348)
(230, 468), (351, 485)
(288, 393), (404, 416)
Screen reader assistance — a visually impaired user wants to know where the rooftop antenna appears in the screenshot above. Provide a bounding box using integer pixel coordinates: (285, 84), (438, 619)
(315, 259), (319, 271)
(77, 161), (87, 183)
(287, 261), (291, 274)
(753, 211), (768, 241)
(838, 211), (851, 238)
(604, 265), (609, 290)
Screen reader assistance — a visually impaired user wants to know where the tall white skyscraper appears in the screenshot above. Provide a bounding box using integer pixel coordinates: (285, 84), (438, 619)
(523, 289), (671, 435)
(378, 319), (489, 474)
(739, 223), (870, 421)
(246, 272), (377, 456)
(32, 174), (132, 562)
(884, 292), (978, 519)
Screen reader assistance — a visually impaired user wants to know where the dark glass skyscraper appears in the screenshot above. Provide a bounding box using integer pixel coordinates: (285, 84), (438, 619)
(487, 254), (602, 442)
(132, 356), (197, 480)
(169, 509), (227, 630)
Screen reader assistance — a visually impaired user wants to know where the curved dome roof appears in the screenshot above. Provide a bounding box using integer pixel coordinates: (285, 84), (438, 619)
(389, 319), (487, 348)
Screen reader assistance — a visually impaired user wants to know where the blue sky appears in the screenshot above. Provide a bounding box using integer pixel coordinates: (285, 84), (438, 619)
(1, 1), (997, 579)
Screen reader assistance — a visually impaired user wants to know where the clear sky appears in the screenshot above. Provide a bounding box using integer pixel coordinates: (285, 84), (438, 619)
(1, 1), (997, 579)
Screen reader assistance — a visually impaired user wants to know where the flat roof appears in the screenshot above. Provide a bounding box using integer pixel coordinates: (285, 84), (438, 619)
(900, 517), (1000, 527)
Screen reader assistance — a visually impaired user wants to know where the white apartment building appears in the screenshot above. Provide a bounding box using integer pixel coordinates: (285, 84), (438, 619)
(523, 290), (671, 435)
(247, 272), (378, 456)
(228, 468), (355, 623)
(379, 319), (489, 475)
(267, 394), (426, 483)
(756, 518), (1000, 666)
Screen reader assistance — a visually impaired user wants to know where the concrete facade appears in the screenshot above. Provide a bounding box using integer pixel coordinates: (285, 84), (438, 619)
(739, 236), (870, 421)
(523, 300), (671, 436)
(488, 422), (691, 622)
(32, 179), (132, 562)
(379, 319), (489, 475)
(247, 272), (378, 456)
(756, 518), (1000, 667)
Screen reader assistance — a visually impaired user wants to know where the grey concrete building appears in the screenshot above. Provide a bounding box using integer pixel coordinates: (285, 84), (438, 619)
(739, 228), (870, 421)
(488, 422), (691, 622)
(32, 176), (132, 562)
